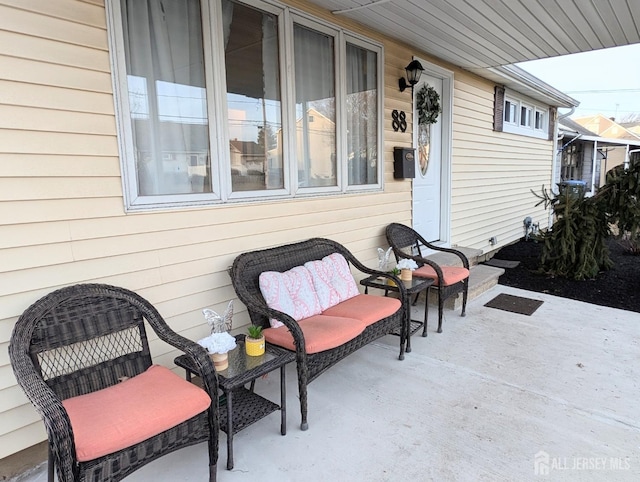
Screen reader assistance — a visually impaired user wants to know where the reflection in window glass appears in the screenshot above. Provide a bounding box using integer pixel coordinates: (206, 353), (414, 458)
(224, 0), (283, 192)
(520, 106), (532, 127)
(121, 0), (211, 196)
(535, 110), (545, 130)
(156, 81), (208, 124)
(294, 24), (336, 188)
(505, 100), (517, 124)
(346, 43), (377, 185)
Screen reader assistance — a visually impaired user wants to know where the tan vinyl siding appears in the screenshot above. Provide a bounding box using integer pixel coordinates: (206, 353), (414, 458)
(451, 73), (553, 252)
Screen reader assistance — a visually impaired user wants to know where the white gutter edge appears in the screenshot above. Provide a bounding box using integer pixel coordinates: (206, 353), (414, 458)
(568, 135), (640, 146)
(558, 106), (576, 120)
(489, 65), (579, 108)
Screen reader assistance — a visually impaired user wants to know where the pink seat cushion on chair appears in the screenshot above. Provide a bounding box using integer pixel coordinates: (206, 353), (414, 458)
(62, 365), (211, 462)
(323, 294), (401, 327)
(414, 265), (469, 286)
(263, 315), (367, 354)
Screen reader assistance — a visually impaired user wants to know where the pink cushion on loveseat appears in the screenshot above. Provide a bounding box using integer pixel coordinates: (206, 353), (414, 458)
(263, 314), (367, 354)
(62, 365), (211, 462)
(323, 294), (401, 326)
(413, 265), (469, 286)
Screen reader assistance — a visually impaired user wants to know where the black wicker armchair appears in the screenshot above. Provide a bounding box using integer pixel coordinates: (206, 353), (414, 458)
(386, 223), (469, 333)
(230, 238), (407, 431)
(8, 283), (219, 482)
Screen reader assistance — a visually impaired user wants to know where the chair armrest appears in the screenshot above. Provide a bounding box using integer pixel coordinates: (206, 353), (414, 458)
(414, 234), (470, 270)
(121, 290), (219, 403)
(394, 251), (447, 282)
(121, 300), (222, 450)
(157, 327), (219, 396)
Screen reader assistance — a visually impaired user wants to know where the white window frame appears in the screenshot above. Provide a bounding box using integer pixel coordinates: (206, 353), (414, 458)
(220, 0), (292, 202)
(341, 34), (384, 193)
(106, 0), (384, 212)
(503, 91), (548, 139)
(289, 15), (342, 196)
(504, 98), (518, 125)
(519, 103), (532, 128)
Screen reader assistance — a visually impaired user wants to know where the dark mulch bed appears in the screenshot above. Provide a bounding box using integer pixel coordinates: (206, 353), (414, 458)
(494, 238), (640, 313)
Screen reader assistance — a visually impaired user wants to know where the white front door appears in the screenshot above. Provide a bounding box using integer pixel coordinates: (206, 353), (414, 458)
(411, 62), (452, 245)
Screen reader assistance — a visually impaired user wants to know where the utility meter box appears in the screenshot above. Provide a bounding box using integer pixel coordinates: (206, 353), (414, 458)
(393, 147), (415, 179)
(558, 180), (587, 198)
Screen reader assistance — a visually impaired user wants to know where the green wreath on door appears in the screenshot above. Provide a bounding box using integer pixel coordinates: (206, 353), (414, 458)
(415, 85), (441, 175)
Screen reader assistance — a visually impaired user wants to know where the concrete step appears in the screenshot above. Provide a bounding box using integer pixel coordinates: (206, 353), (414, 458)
(426, 246), (484, 267)
(451, 264), (504, 309)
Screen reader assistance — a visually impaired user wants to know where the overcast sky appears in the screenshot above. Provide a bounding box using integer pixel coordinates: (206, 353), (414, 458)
(517, 43), (640, 122)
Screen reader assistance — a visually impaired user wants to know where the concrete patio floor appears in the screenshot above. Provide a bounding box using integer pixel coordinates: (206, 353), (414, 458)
(14, 285), (640, 481)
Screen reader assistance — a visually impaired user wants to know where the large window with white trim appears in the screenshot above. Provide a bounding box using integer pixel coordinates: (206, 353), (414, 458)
(109, 0), (383, 210)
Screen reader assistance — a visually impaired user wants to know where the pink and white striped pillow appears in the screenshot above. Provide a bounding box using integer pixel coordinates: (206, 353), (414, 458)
(305, 253), (359, 311)
(259, 266), (322, 328)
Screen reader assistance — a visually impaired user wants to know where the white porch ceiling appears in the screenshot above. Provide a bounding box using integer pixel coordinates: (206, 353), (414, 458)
(308, 0), (640, 69)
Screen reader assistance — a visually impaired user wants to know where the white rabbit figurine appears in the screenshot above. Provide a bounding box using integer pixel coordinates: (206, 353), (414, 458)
(377, 247), (393, 271)
(203, 300), (233, 334)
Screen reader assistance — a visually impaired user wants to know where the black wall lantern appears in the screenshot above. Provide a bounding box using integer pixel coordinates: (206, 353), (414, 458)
(398, 60), (424, 95)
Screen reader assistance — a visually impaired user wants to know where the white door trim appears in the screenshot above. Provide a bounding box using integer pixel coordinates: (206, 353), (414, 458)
(413, 57), (454, 247)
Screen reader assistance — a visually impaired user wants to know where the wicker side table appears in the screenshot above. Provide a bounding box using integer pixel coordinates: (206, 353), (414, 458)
(360, 275), (434, 352)
(175, 336), (295, 470)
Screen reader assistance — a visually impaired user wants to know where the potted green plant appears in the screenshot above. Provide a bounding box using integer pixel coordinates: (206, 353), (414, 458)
(387, 267), (401, 286)
(245, 324), (265, 356)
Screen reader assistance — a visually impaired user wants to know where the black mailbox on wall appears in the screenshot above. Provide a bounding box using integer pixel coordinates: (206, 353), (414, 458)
(393, 147), (415, 179)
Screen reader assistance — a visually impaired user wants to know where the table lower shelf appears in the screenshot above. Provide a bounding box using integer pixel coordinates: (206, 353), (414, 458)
(219, 387), (280, 435)
(391, 319), (424, 337)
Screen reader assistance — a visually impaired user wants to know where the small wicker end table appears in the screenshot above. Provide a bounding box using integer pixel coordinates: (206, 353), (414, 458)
(360, 275), (434, 352)
(175, 335), (295, 470)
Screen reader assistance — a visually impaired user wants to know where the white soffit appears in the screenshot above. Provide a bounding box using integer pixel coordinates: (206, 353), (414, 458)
(308, 0), (640, 101)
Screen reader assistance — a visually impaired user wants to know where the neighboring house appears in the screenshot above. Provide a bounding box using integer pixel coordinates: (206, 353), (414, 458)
(620, 121), (640, 137)
(556, 118), (604, 194)
(4, 0), (639, 459)
(229, 139), (268, 191)
(574, 114), (640, 141)
(572, 115), (640, 187)
(229, 139), (265, 174)
(269, 107), (338, 188)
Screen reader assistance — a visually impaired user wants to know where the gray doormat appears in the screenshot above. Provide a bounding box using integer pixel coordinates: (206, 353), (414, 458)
(484, 258), (520, 268)
(484, 293), (543, 316)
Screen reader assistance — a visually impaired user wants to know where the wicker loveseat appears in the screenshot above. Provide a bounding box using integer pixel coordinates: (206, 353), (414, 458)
(230, 238), (407, 431)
